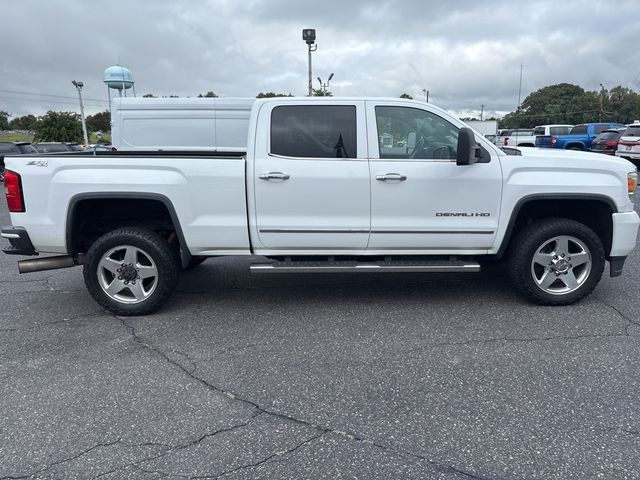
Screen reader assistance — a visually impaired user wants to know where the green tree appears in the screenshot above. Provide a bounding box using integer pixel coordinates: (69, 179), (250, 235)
(0, 111), (9, 130)
(9, 114), (37, 131)
(399, 93), (413, 99)
(500, 83), (601, 128)
(86, 110), (111, 132)
(605, 86), (640, 124)
(312, 88), (332, 97)
(142, 93), (156, 98)
(34, 111), (83, 142)
(256, 92), (294, 98)
(197, 91), (218, 98)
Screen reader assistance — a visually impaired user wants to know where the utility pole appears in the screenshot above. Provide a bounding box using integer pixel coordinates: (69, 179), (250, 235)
(302, 29), (317, 96)
(480, 104), (485, 121)
(599, 83), (605, 122)
(422, 88), (429, 103)
(72, 80), (89, 147)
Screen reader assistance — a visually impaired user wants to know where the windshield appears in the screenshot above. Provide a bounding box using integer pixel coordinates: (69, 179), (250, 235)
(623, 127), (640, 137)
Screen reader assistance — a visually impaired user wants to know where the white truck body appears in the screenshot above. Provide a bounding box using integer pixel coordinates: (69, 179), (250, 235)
(3, 97), (639, 314)
(110, 97), (255, 152)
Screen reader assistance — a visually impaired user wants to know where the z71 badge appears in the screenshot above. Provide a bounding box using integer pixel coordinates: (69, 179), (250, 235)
(26, 160), (49, 167)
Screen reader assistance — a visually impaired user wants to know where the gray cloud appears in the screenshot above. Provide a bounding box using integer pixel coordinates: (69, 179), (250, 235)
(1, 0), (639, 119)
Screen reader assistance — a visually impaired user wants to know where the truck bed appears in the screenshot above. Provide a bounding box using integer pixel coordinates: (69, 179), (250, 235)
(3, 151), (252, 256)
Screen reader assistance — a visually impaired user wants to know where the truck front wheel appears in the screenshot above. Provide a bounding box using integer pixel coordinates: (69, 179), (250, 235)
(508, 218), (605, 305)
(83, 227), (179, 316)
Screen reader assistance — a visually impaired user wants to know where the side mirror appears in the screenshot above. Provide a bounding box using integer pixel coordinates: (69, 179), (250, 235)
(456, 127), (481, 166)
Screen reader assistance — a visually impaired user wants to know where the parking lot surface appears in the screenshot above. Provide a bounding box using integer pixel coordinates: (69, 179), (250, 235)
(1, 200), (639, 480)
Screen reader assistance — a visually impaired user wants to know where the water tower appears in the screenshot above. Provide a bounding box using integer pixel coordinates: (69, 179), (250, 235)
(103, 65), (136, 110)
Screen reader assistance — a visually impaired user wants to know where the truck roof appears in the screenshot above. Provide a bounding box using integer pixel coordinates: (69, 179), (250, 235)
(111, 97), (256, 111)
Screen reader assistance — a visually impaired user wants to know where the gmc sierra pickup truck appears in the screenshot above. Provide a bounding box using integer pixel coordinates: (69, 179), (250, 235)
(2, 97), (639, 315)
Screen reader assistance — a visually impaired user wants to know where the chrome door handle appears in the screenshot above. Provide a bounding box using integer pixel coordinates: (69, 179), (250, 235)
(375, 173), (407, 181)
(259, 172), (290, 180)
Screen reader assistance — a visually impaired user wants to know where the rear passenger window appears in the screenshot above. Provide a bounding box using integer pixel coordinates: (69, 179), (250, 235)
(270, 105), (357, 158)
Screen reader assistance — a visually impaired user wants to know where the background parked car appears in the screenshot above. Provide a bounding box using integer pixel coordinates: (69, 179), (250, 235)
(32, 142), (83, 153)
(0, 142), (37, 181)
(615, 124), (640, 165)
(591, 128), (627, 155)
(502, 128), (536, 147)
(84, 144), (113, 152)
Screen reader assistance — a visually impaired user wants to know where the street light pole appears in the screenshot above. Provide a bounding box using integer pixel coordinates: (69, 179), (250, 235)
(72, 80), (89, 147)
(302, 29), (317, 96)
(317, 72), (334, 95)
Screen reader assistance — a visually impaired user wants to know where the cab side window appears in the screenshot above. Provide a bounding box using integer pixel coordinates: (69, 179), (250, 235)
(375, 106), (458, 160)
(271, 105), (357, 158)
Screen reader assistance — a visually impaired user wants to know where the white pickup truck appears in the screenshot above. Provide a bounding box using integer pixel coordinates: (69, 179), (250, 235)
(2, 97), (639, 315)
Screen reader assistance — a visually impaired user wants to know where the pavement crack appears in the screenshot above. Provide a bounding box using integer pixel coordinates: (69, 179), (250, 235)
(118, 318), (491, 480)
(595, 294), (640, 334)
(212, 431), (326, 479)
(114, 315), (496, 480)
(6, 439), (123, 480)
(118, 317), (329, 434)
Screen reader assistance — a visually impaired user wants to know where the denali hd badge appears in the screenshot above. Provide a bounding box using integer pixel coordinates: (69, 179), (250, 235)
(436, 212), (490, 217)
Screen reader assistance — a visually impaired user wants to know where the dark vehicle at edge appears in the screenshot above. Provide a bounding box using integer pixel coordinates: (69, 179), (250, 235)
(590, 128), (627, 155)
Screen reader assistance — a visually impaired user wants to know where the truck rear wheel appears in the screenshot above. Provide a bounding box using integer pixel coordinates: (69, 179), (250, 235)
(508, 218), (604, 305)
(83, 227), (179, 316)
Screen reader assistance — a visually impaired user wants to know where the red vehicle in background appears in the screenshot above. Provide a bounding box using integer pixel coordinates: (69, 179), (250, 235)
(591, 128), (627, 155)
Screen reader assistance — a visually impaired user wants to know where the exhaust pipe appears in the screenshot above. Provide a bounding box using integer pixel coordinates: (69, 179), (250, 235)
(18, 255), (78, 274)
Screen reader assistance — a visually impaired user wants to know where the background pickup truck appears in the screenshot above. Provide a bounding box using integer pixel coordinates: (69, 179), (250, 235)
(2, 97), (639, 315)
(536, 122), (626, 150)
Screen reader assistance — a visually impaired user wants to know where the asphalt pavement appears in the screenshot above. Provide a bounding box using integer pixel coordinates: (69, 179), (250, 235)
(1, 200), (639, 479)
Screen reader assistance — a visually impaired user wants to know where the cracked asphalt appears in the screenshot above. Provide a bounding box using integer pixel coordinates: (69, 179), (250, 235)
(1, 200), (640, 480)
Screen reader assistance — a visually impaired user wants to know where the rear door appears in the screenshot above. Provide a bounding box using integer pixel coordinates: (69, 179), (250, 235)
(252, 101), (370, 250)
(366, 101), (502, 251)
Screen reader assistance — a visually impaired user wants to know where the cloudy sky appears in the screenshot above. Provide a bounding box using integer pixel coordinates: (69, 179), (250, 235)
(2, 0), (639, 119)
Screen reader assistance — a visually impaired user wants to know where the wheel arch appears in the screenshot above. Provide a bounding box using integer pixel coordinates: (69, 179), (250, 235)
(497, 194), (616, 259)
(565, 143), (585, 150)
(66, 192), (192, 267)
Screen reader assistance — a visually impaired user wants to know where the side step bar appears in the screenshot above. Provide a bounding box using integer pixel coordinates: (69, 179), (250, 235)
(250, 259), (480, 274)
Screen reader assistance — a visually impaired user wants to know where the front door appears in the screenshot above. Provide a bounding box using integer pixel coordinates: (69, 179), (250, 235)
(366, 102), (502, 251)
(253, 101), (370, 251)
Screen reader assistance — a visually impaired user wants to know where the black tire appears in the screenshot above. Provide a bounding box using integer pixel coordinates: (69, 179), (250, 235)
(508, 218), (605, 305)
(83, 227), (179, 316)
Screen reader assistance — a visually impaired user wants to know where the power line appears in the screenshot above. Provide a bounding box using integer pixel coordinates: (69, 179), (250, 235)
(0, 96), (107, 107)
(0, 88), (108, 104)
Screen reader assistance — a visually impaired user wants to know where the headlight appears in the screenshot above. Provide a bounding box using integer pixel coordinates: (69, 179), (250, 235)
(628, 171), (637, 202)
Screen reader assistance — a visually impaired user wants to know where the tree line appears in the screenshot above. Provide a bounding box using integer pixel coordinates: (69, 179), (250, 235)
(0, 110), (110, 142)
(4, 83), (639, 142)
(499, 83), (640, 128)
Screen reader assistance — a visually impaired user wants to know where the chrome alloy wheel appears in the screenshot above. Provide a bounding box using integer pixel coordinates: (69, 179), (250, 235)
(530, 235), (592, 295)
(97, 245), (159, 304)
